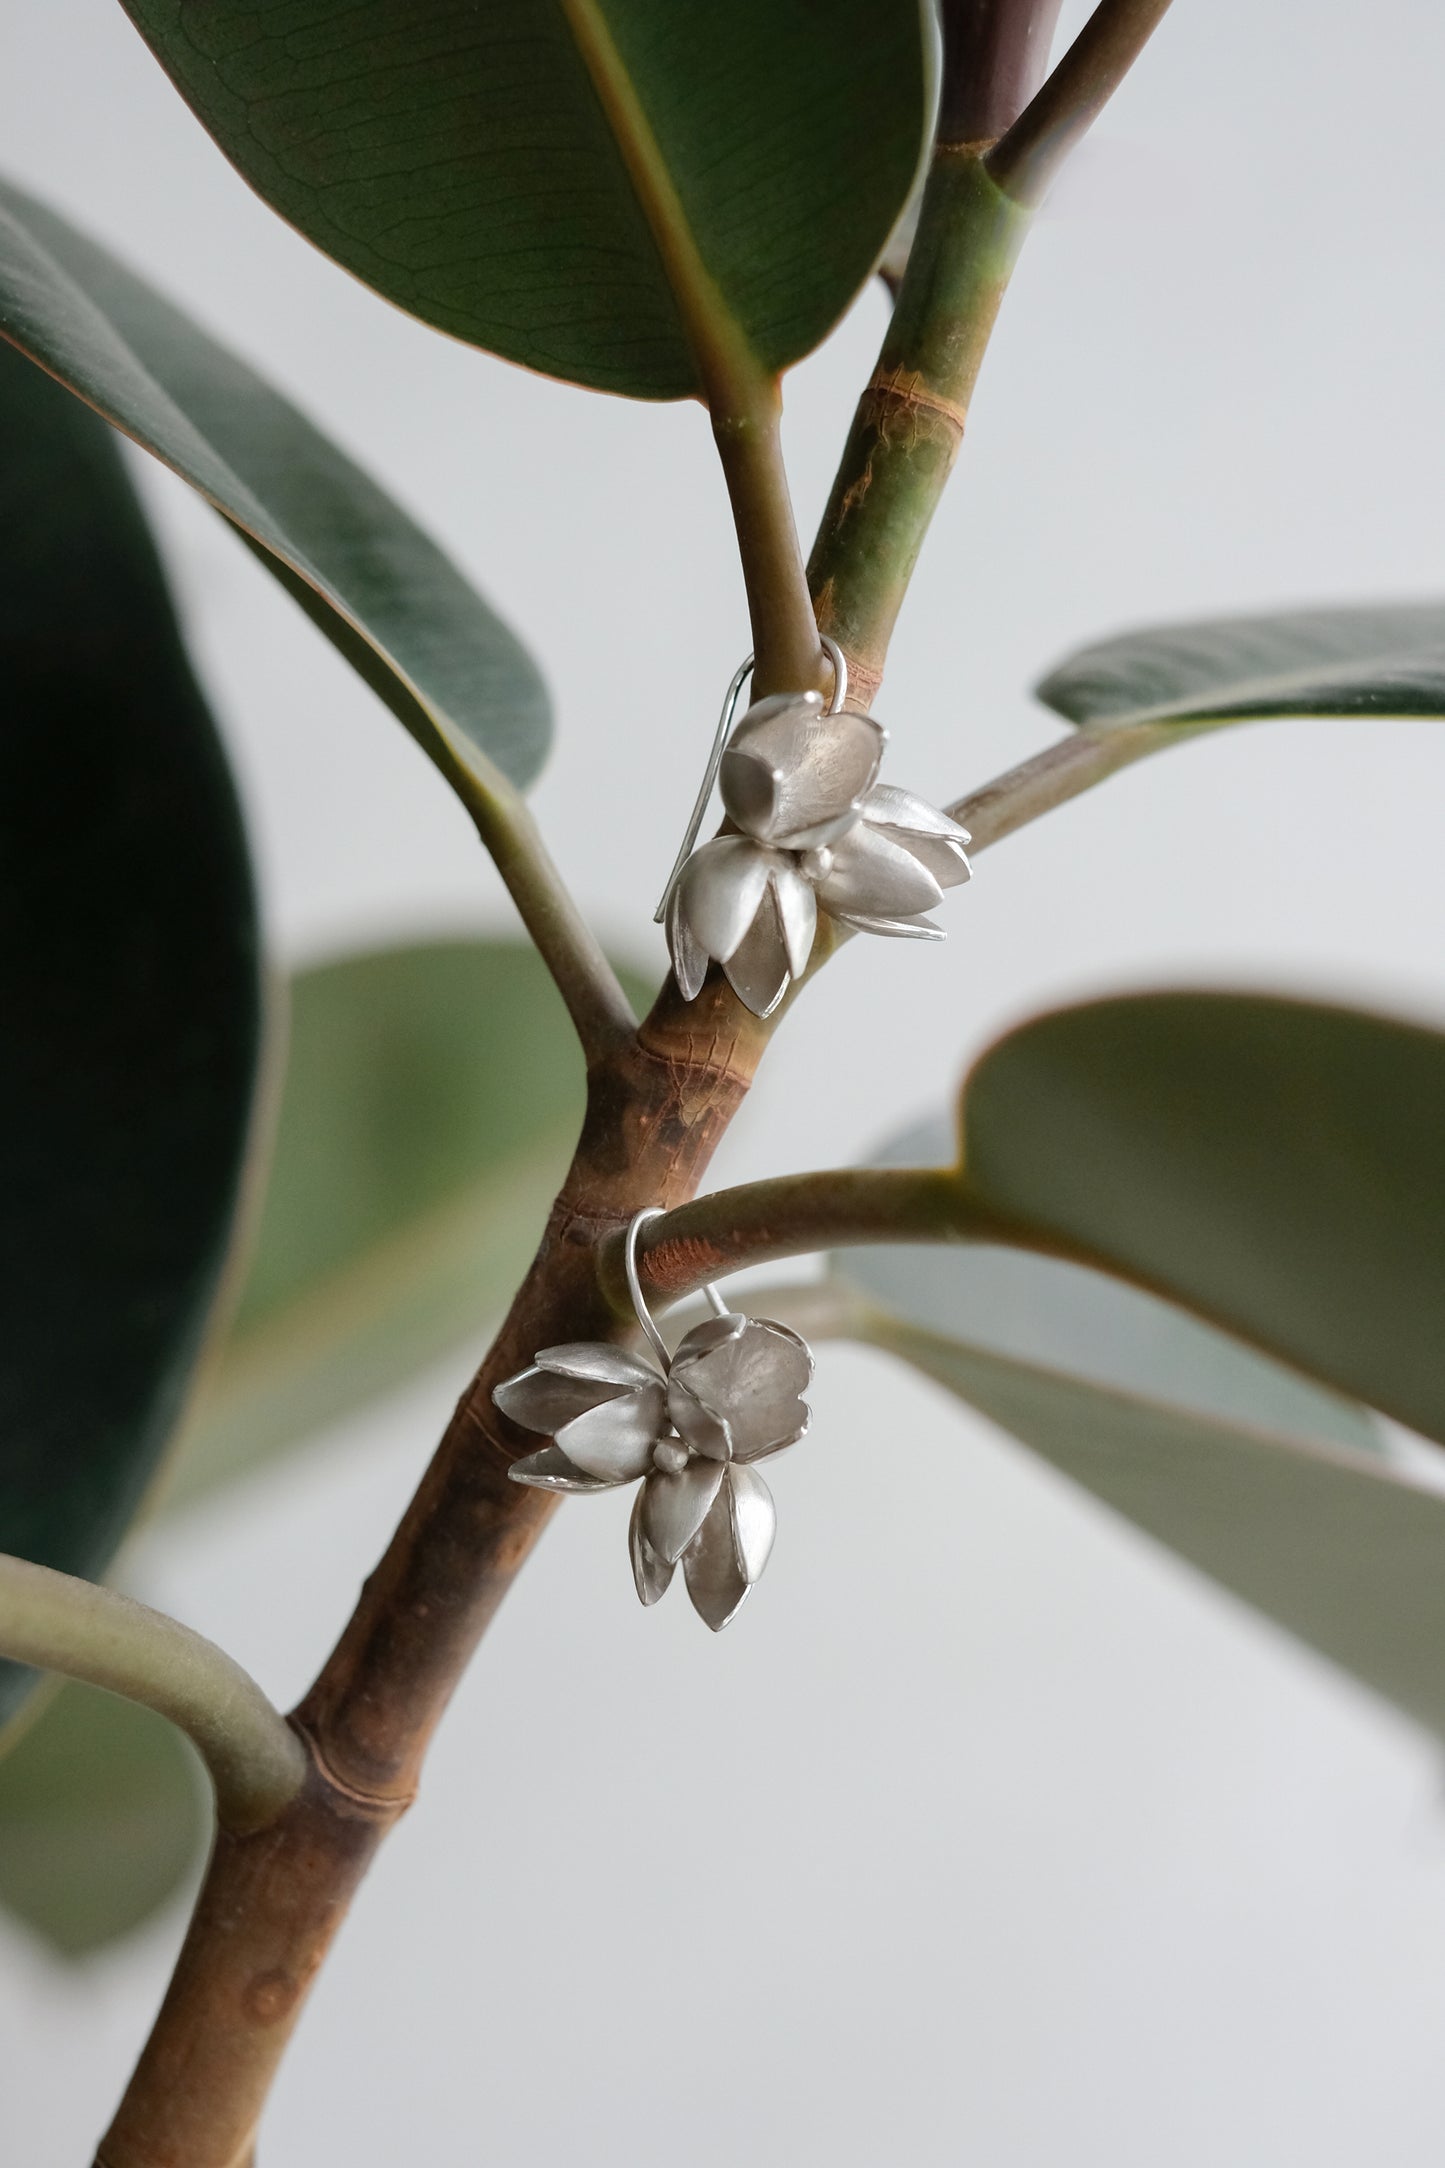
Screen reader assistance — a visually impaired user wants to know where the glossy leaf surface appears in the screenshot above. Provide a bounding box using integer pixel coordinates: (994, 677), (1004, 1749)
(0, 343), (260, 1727)
(166, 941), (653, 1505)
(1039, 599), (1445, 728)
(0, 1683), (205, 1955)
(0, 179), (549, 797)
(116, 0), (931, 399)
(957, 993), (1445, 1449)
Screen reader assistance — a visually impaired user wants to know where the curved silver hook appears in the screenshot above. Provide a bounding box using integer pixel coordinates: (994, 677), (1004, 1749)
(624, 1208), (727, 1370)
(652, 637), (849, 924)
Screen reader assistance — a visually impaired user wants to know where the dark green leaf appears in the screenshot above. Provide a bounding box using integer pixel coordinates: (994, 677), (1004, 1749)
(0, 342), (260, 1727)
(1039, 600), (1445, 728)
(0, 1682), (206, 1955)
(845, 1118), (1382, 1457)
(956, 993), (1445, 1449)
(163, 941), (654, 1507)
(115, 0), (931, 400)
(0, 179), (549, 799)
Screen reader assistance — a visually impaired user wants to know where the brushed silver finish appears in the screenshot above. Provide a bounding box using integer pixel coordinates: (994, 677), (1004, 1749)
(661, 649), (972, 1013)
(496, 1212), (819, 1629)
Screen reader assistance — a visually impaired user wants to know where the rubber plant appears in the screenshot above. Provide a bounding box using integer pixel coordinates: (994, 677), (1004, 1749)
(5, 2), (1445, 2160)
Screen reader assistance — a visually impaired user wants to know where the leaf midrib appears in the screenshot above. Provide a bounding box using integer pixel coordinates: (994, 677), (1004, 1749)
(558, 0), (768, 417)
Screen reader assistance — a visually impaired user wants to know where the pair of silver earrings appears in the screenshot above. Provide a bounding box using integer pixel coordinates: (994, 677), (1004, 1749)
(499, 649), (970, 1626)
(499, 1211), (812, 1631)
(656, 636), (971, 1017)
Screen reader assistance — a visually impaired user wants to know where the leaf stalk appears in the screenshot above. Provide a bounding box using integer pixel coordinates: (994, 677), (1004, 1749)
(0, 1555), (304, 1834)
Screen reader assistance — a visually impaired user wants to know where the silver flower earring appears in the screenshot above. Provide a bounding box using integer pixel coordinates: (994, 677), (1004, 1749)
(657, 636), (972, 1017)
(497, 1210), (814, 1630)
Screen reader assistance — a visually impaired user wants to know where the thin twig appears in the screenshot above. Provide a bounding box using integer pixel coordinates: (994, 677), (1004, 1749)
(446, 759), (639, 1064)
(986, 0), (1178, 205)
(947, 716), (1195, 846)
(0, 1554), (305, 1833)
(560, 0), (820, 695)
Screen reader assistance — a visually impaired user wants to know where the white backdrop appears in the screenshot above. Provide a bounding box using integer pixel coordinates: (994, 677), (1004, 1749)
(6, 3), (1445, 2161)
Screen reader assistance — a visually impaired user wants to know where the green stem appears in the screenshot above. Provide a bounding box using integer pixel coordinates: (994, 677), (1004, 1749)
(445, 759), (638, 1064)
(947, 717), (1198, 846)
(560, 0), (820, 696)
(808, 151), (1030, 707)
(0, 1554), (305, 1833)
(713, 389), (825, 696)
(986, 0), (1178, 205)
(604, 1164), (1007, 1310)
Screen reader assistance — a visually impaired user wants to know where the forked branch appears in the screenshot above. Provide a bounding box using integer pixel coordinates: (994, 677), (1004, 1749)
(986, 0), (1178, 204)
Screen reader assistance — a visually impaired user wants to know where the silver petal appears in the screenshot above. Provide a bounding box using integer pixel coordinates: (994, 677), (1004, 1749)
(675, 836), (773, 964)
(815, 821), (944, 920)
(674, 1317), (813, 1462)
(667, 1373), (733, 1460)
(629, 1488), (675, 1605)
(508, 1444), (613, 1494)
(826, 909), (945, 941)
(722, 700), (885, 849)
(727, 1462), (777, 1583)
(534, 1344), (661, 1389)
(493, 1365), (624, 1435)
(721, 886), (792, 1017)
(672, 1313), (748, 1363)
(682, 1481), (751, 1632)
(869, 828), (971, 890)
(666, 879), (710, 999)
(769, 861), (818, 978)
(861, 784), (970, 843)
(642, 1458), (726, 1564)
(555, 1381), (669, 1480)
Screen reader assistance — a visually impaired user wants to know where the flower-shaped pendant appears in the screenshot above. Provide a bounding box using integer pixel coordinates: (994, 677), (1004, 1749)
(661, 647), (970, 1016)
(498, 1310), (813, 1630)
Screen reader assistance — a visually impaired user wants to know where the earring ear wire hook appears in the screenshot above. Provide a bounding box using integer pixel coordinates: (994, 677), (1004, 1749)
(624, 1208), (727, 1370)
(653, 636), (848, 924)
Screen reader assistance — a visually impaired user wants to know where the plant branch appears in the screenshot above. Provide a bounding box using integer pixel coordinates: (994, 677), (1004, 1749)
(986, 0), (1177, 205)
(559, 0), (820, 695)
(608, 1164), (1012, 1311)
(444, 757), (638, 1063)
(808, 149), (1030, 710)
(947, 715), (1199, 846)
(938, 0), (1067, 145)
(0, 1554), (304, 1834)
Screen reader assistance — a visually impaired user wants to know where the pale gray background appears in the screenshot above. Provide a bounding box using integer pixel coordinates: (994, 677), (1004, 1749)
(5, 2), (1445, 2160)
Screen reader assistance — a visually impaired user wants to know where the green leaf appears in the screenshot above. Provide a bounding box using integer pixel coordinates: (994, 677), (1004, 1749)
(833, 1121), (1445, 1739)
(0, 178), (549, 800)
(1038, 600), (1445, 728)
(0, 1682), (206, 1956)
(115, 0), (932, 400)
(846, 1119), (1384, 1458)
(842, 1286), (1445, 1741)
(0, 341), (260, 1728)
(163, 940), (654, 1508)
(954, 993), (1445, 1450)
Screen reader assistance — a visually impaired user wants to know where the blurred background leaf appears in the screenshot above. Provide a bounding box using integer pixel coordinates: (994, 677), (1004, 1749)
(164, 938), (653, 1507)
(0, 337), (260, 1733)
(0, 1684), (206, 1957)
(115, 0), (932, 399)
